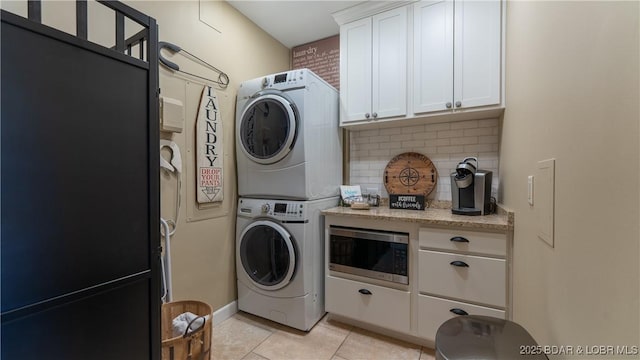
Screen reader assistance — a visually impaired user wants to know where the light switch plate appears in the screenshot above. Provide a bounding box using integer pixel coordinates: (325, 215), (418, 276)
(527, 175), (534, 206)
(536, 159), (555, 247)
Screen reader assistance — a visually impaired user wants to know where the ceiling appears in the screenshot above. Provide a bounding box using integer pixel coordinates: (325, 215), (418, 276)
(226, 1), (361, 48)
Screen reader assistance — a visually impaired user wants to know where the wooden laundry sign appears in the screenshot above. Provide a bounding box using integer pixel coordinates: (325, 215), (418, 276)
(196, 86), (223, 203)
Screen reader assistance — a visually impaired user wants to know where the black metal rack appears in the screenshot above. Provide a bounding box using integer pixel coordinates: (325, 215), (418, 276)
(1, 1), (160, 359)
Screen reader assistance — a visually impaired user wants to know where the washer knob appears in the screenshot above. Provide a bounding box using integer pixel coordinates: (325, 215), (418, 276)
(261, 203), (271, 214)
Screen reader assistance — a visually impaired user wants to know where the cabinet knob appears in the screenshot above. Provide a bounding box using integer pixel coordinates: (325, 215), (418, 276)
(450, 260), (469, 268)
(450, 308), (469, 316)
(372, 112), (378, 118)
(446, 102), (452, 109)
(358, 288), (372, 295)
(455, 101), (462, 108)
(365, 113), (370, 119)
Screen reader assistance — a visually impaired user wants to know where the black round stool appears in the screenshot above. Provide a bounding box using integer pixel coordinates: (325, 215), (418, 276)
(435, 315), (548, 360)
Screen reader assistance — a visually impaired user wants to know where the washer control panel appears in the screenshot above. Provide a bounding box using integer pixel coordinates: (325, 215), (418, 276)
(238, 198), (306, 221)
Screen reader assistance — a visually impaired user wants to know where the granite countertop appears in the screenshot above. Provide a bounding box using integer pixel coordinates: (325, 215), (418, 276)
(322, 206), (513, 232)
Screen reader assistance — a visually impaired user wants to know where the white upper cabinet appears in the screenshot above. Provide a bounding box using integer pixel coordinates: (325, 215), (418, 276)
(453, 0), (502, 109)
(335, 0), (504, 129)
(341, 17), (372, 123)
(372, 7), (407, 120)
(414, 0), (501, 114)
(413, 0), (454, 113)
(340, 6), (407, 124)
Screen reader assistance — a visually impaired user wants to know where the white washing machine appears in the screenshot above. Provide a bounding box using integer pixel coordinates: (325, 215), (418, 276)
(236, 196), (338, 331)
(235, 69), (342, 200)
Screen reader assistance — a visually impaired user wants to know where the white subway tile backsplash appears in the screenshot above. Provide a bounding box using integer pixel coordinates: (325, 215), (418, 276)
(369, 149), (390, 157)
(425, 123), (451, 132)
(379, 128), (402, 135)
(450, 120), (479, 129)
(479, 118), (499, 127)
(402, 125), (426, 134)
(352, 136), (371, 144)
(450, 136), (479, 145)
(413, 131), (438, 140)
(360, 129), (380, 137)
(437, 145), (465, 154)
(351, 150), (370, 158)
(379, 142), (403, 150)
(401, 140), (426, 148)
(349, 119), (501, 202)
(358, 143), (380, 151)
(350, 162), (370, 170)
(437, 130), (465, 139)
(370, 135), (391, 143)
(390, 134), (413, 142)
(463, 127), (493, 136)
(432, 138), (452, 147)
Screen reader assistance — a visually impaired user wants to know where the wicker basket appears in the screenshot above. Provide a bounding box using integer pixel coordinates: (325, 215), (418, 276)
(161, 300), (212, 360)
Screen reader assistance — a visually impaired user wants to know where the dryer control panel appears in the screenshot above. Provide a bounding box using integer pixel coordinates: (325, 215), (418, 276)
(262, 69), (307, 90)
(238, 198), (306, 221)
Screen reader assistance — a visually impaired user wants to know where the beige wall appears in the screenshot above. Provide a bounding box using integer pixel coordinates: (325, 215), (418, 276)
(126, 0), (290, 311)
(501, 0), (639, 353)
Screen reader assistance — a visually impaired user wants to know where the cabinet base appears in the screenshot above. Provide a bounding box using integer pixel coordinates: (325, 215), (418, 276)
(325, 312), (435, 349)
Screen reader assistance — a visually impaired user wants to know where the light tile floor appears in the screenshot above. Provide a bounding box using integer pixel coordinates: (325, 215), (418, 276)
(212, 312), (436, 360)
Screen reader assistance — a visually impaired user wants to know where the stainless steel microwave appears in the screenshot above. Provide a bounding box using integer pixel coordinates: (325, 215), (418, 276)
(328, 226), (409, 285)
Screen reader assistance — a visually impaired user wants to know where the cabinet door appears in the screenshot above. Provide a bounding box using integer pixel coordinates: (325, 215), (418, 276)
(417, 294), (505, 341)
(419, 250), (506, 307)
(454, 0), (501, 109)
(340, 17), (372, 123)
(372, 6), (407, 119)
(413, 0), (453, 114)
(326, 275), (411, 334)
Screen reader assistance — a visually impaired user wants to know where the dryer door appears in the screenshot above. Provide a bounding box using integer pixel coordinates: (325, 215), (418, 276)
(238, 220), (296, 291)
(238, 93), (297, 164)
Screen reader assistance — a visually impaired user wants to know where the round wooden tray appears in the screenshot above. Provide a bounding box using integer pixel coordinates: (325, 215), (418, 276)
(383, 152), (438, 196)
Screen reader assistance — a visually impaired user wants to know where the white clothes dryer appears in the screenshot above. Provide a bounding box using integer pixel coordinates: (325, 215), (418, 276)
(236, 196), (338, 331)
(235, 69), (342, 200)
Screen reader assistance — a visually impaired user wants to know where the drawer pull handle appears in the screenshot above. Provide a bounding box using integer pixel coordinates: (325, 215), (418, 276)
(358, 289), (372, 295)
(450, 236), (469, 243)
(450, 308), (469, 316)
(450, 261), (469, 267)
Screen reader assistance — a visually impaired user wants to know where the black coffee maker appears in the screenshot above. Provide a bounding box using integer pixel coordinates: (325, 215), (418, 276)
(450, 157), (492, 215)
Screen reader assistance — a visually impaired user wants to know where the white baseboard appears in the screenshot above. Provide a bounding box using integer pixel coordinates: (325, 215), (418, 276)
(213, 300), (238, 325)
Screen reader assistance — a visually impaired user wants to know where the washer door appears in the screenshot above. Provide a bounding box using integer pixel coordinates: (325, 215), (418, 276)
(238, 93), (297, 164)
(238, 220), (296, 291)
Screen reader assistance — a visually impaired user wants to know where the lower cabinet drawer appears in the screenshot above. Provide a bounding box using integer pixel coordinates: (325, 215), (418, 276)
(417, 294), (505, 341)
(325, 275), (410, 334)
(418, 250), (506, 307)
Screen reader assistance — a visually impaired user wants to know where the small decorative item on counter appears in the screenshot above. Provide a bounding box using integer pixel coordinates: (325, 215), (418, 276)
(389, 194), (426, 210)
(339, 185), (379, 209)
(341, 195), (365, 206)
(365, 193), (380, 207)
(383, 152), (438, 211)
(350, 200), (371, 210)
(340, 185), (361, 202)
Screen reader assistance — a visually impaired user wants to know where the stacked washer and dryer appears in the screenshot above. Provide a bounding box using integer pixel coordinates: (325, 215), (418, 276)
(235, 69), (341, 331)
